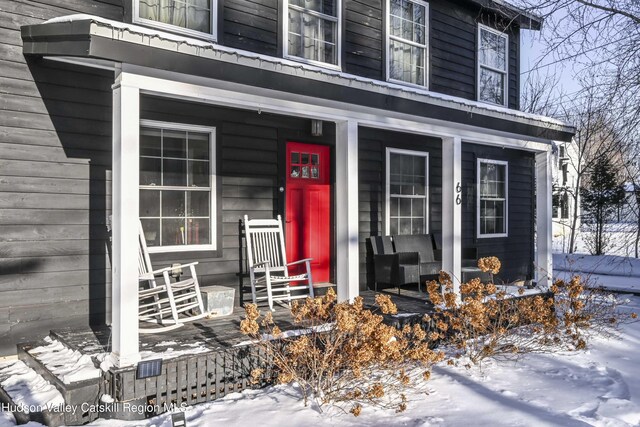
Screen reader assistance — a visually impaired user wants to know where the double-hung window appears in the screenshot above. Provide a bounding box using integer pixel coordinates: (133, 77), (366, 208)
(386, 148), (429, 235)
(139, 121), (217, 252)
(477, 24), (508, 106)
(477, 159), (507, 237)
(285, 0), (340, 67)
(388, 0), (429, 86)
(134, 0), (217, 40)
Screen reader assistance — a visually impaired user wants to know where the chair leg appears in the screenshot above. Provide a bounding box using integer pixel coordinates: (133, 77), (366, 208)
(306, 260), (314, 299)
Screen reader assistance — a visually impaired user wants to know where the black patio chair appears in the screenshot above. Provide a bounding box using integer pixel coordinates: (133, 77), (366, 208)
(368, 236), (420, 293)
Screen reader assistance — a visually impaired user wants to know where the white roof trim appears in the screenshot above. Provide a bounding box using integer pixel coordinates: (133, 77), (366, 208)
(43, 14), (572, 133)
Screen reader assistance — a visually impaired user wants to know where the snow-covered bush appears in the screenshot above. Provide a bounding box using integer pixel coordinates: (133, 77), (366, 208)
(427, 257), (637, 367)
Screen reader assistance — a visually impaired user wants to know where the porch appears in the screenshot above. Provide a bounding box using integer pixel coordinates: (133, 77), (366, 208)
(10, 290), (433, 424)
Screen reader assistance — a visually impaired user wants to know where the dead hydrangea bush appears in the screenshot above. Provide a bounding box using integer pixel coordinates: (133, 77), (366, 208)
(240, 288), (444, 415)
(427, 257), (637, 367)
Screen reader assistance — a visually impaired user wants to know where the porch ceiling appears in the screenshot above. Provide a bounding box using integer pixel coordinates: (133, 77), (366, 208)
(21, 15), (573, 142)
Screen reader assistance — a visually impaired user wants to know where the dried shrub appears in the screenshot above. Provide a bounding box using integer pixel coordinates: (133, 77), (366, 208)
(427, 257), (637, 366)
(240, 289), (444, 414)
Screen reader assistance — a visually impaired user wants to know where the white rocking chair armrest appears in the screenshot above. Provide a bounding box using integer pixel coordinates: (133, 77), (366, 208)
(251, 260), (271, 268)
(286, 258), (313, 266)
(148, 262), (200, 276)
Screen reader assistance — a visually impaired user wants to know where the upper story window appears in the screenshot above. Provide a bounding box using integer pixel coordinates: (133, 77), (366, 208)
(386, 148), (429, 235)
(477, 159), (508, 238)
(387, 0), (429, 87)
(284, 0), (341, 68)
(139, 121), (217, 252)
(477, 24), (508, 106)
(135, 0), (217, 40)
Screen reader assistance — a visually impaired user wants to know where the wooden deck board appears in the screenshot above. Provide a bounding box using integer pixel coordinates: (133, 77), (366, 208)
(51, 289), (435, 357)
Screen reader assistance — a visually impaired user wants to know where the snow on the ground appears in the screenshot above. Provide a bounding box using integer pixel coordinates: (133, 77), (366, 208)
(29, 337), (101, 384)
(0, 360), (64, 412)
(84, 295), (640, 427)
(2, 258), (639, 427)
(554, 253), (640, 293)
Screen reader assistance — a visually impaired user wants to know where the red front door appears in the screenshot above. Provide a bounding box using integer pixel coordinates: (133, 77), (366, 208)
(286, 142), (331, 283)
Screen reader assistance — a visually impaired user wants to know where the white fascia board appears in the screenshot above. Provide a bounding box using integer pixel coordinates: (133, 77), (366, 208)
(118, 66), (554, 153)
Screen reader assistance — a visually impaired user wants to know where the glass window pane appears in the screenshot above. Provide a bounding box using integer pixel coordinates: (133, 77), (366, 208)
(399, 218), (412, 235)
(390, 39), (425, 85)
(140, 0), (211, 33)
(291, 166), (300, 178)
(302, 166), (310, 178)
(163, 130), (187, 158)
(411, 218), (424, 235)
(140, 190), (160, 217)
(188, 132), (209, 160)
(189, 160), (209, 187)
(288, 7), (337, 65)
(188, 191), (209, 217)
(162, 190), (185, 217)
(162, 218), (186, 246)
(163, 159), (187, 186)
(291, 152), (300, 164)
(141, 219), (160, 246)
(480, 29), (506, 71)
(141, 128), (161, 157)
(413, 198), (424, 217)
(140, 157), (161, 186)
(301, 153), (309, 164)
(187, 0), (211, 33)
(479, 67), (505, 105)
(187, 218), (210, 245)
(400, 198), (412, 216)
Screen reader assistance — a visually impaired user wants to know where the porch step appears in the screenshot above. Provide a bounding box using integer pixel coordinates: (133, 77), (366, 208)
(0, 358), (65, 426)
(17, 336), (104, 425)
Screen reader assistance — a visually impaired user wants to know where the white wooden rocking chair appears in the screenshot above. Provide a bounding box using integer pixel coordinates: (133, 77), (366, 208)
(244, 215), (315, 311)
(138, 221), (207, 333)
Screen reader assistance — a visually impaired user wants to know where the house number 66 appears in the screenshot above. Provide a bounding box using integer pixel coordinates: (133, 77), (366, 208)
(455, 182), (462, 205)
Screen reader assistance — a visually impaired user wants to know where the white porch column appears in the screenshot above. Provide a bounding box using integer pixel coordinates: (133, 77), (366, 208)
(110, 72), (141, 367)
(535, 149), (553, 289)
(335, 120), (359, 302)
(442, 136), (462, 294)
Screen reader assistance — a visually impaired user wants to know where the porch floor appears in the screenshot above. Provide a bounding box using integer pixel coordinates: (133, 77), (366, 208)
(50, 288), (434, 358)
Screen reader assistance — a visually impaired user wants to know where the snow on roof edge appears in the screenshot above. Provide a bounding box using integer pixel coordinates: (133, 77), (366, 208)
(42, 14), (573, 133)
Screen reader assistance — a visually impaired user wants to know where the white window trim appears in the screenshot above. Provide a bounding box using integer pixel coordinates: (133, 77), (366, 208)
(283, 0), (342, 70)
(139, 119), (217, 253)
(477, 158), (508, 238)
(476, 23), (508, 107)
(385, 147), (429, 235)
(133, 0), (218, 42)
(385, 0), (430, 88)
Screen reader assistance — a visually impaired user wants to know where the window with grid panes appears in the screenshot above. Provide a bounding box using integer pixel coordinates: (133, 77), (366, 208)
(135, 0), (216, 39)
(388, 0), (428, 86)
(139, 123), (215, 251)
(286, 0), (340, 66)
(478, 24), (508, 106)
(387, 150), (428, 235)
(478, 159), (507, 237)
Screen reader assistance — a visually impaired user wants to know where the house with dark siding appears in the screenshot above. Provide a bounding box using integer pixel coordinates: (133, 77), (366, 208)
(1, 0), (574, 372)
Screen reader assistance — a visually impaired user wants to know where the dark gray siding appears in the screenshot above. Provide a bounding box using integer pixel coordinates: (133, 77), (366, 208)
(223, 0), (279, 55)
(358, 127), (443, 288)
(344, 0), (384, 80)
(429, 0), (477, 101)
(0, 0), (122, 356)
(461, 143), (535, 283)
(140, 96), (336, 302)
